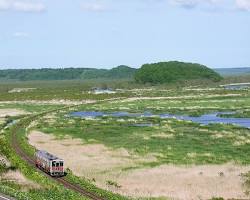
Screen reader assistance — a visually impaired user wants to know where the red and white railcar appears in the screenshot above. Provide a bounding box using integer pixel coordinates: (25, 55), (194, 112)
(35, 150), (64, 177)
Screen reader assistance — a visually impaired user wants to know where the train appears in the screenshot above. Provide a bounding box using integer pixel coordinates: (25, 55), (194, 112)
(35, 150), (64, 177)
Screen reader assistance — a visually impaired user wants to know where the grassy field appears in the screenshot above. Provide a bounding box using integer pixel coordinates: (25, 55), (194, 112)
(34, 90), (250, 166)
(0, 74), (249, 101)
(0, 79), (250, 200)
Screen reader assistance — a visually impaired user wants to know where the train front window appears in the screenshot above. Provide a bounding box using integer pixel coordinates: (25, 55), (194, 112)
(60, 162), (63, 166)
(56, 163), (59, 167)
(52, 162), (55, 167)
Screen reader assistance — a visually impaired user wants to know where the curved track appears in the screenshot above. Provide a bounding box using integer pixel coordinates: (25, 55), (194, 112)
(10, 119), (106, 200)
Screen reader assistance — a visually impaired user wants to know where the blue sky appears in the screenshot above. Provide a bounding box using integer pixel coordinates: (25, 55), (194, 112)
(0, 0), (249, 69)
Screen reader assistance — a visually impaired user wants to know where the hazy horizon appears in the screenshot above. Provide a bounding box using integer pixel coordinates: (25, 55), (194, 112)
(0, 64), (250, 70)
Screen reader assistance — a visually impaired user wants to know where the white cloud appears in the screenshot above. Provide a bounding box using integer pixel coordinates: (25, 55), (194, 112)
(0, 0), (9, 10)
(236, 0), (250, 11)
(0, 0), (46, 12)
(81, 1), (107, 12)
(13, 32), (29, 38)
(169, 0), (222, 9)
(170, 0), (198, 8)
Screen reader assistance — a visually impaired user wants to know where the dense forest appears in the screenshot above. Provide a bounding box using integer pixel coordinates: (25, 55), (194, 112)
(134, 61), (223, 84)
(0, 65), (136, 81)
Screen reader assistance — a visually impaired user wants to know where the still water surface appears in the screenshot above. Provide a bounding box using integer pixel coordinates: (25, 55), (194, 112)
(70, 111), (250, 129)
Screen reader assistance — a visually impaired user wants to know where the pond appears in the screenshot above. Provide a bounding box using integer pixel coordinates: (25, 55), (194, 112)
(221, 83), (250, 90)
(160, 113), (250, 129)
(70, 111), (250, 129)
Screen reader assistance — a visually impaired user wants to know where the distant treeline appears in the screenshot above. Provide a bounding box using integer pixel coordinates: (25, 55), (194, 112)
(214, 67), (250, 77)
(0, 65), (136, 81)
(0, 61), (223, 84)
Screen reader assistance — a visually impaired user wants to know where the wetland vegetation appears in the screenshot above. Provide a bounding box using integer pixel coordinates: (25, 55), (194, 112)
(35, 96), (250, 166)
(0, 69), (250, 200)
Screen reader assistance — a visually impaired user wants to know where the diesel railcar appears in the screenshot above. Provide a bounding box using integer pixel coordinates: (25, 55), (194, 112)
(35, 150), (64, 177)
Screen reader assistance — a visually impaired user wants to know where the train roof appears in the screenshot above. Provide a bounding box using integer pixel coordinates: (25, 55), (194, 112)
(36, 150), (63, 161)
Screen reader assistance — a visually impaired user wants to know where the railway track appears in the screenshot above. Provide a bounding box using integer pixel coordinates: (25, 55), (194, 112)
(10, 118), (106, 200)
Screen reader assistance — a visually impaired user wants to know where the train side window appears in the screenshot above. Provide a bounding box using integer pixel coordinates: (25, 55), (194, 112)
(52, 162), (56, 167)
(60, 162), (63, 166)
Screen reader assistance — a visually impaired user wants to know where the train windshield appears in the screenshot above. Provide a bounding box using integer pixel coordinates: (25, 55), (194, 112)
(56, 163), (59, 167)
(60, 162), (63, 166)
(52, 161), (56, 167)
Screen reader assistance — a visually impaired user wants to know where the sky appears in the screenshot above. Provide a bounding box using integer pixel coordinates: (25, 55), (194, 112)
(0, 0), (249, 69)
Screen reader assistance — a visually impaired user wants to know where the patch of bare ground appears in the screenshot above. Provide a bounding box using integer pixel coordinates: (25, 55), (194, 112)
(0, 109), (29, 117)
(0, 100), (96, 105)
(8, 88), (36, 93)
(28, 131), (250, 200)
(119, 94), (242, 103)
(0, 170), (40, 191)
(0, 155), (40, 190)
(28, 130), (140, 176)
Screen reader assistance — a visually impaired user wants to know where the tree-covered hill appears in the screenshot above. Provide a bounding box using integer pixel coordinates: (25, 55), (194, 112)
(0, 65), (136, 81)
(135, 61), (223, 84)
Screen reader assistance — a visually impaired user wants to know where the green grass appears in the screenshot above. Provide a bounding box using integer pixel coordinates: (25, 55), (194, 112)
(219, 110), (250, 118)
(0, 75), (248, 101)
(0, 79), (250, 200)
(0, 103), (63, 113)
(28, 88), (250, 167)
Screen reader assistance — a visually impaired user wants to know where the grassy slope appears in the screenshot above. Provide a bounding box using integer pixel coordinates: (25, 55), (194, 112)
(0, 106), (131, 200)
(0, 110), (88, 200)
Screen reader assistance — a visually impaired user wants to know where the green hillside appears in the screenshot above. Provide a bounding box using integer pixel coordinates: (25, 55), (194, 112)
(135, 61), (223, 84)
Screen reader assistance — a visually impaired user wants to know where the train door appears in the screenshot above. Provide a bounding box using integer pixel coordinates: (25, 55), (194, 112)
(56, 162), (59, 171)
(52, 161), (56, 173)
(51, 160), (64, 176)
(59, 161), (64, 173)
